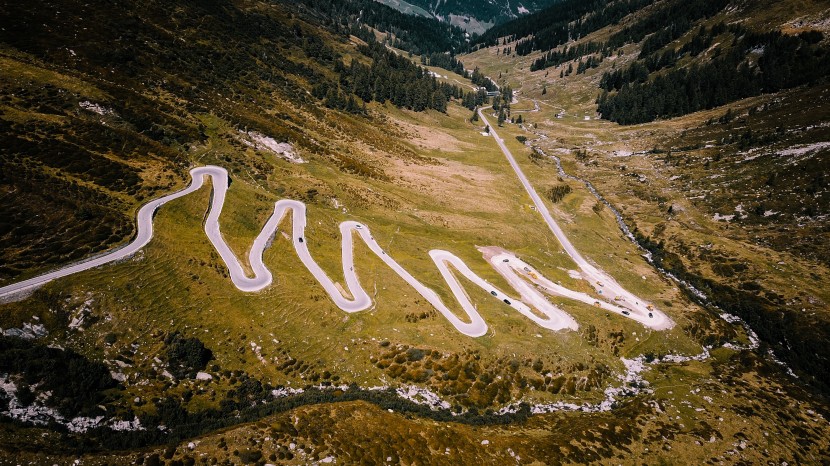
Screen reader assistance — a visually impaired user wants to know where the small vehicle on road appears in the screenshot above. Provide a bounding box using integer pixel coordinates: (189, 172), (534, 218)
(298, 238), (304, 243)
(490, 291), (497, 296)
(503, 299), (511, 305)
(622, 310), (630, 316)
(648, 312), (653, 318)
(503, 259), (509, 263)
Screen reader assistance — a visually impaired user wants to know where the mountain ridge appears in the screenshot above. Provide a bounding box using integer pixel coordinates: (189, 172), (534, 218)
(374, 0), (563, 34)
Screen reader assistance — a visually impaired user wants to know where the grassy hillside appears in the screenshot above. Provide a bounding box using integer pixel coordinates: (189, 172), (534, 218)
(462, 0), (830, 401)
(1, 0), (829, 463)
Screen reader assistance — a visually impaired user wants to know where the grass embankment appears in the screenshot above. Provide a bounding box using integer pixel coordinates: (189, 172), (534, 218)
(461, 3), (830, 400)
(1, 82), (710, 443)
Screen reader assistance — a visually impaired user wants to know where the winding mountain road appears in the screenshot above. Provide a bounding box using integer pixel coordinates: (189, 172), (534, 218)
(0, 115), (672, 334)
(478, 107), (673, 330)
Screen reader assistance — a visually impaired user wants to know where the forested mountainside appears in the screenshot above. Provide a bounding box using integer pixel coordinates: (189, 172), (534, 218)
(300, 0), (468, 54)
(463, 0), (830, 401)
(474, 0), (830, 123)
(1, 0), (830, 463)
(0, 0), (478, 285)
(375, 0), (560, 29)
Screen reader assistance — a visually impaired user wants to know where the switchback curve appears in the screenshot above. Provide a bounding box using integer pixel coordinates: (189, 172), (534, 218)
(0, 166), (671, 335)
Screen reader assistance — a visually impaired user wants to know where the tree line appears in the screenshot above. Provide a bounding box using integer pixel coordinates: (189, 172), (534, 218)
(295, 0), (467, 56)
(475, 0), (653, 57)
(34, 382), (536, 453)
(469, 67), (498, 91)
(499, 0), (729, 72)
(605, 0), (729, 50)
(420, 52), (466, 76)
(531, 41), (607, 71)
(526, 0), (731, 72)
(312, 33), (469, 114)
(598, 28), (829, 124)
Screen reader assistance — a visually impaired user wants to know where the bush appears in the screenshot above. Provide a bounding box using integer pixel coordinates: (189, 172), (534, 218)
(238, 449), (263, 463)
(0, 336), (117, 417)
(166, 333), (213, 379)
(547, 184), (572, 203)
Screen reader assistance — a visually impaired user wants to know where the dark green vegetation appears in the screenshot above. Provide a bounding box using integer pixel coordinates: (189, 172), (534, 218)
(3, 355), (535, 454)
(531, 41), (607, 72)
(1, 0), (830, 463)
(8, 350), (830, 464)
(476, 0), (830, 124)
(475, 0), (655, 53)
(373, 344), (612, 408)
(298, 0), (467, 55)
(469, 66), (499, 91)
(420, 52), (467, 76)
(165, 333), (214, 380)
(0, 0), (478, 285)
(598, 26), (830, 123)
(604, 0), (729, 51)
(621, 84), (830, 395)
(465, 0), (830, 438)
(0, 72), (187, 283)
(635, 230), (830, 394)
(313, 35), (466, 113)
(546, 184), (573, 203)
(378, 0), (560, 26)
(0, 336), (117, 418)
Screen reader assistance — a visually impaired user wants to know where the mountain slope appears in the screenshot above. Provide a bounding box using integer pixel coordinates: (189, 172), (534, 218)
(0, 0), (475, 286)
(1, 0), (830, 464)
(461, 0), (830, 399)
(375, 0), (562, 34)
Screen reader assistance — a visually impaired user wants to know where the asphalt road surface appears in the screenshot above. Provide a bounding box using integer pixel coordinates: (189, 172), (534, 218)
(0, 148), (672, 333)
(478, 107), (673, 330)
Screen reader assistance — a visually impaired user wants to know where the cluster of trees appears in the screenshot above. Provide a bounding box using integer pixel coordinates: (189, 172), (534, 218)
(599, 61), (650, 91)
(515, 0), (734, 85)
(547, 184), (573, 203)
(640, 20), (726, 59)
(516, 0), (728, 75)
(420, 52), (466, 76)
(531, 41), (606, 71)
(461, 89), (491, 110)
(312, 36), (467, 113)
(297, 0), (467, 56)
(311, 84), (367, 114)
(476, 0), (652, 56)
(575, 55), (603, 74)
(0, 336), (118, 418)
(601, 23), (731, 92)
(492, 85), (514, 126)
(481, 0), (725, 74)
(165, 333), (214, 379)
(598, 28), (830, 124)
(469, 67), (498, 91)
(606, 0), (729, 50)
